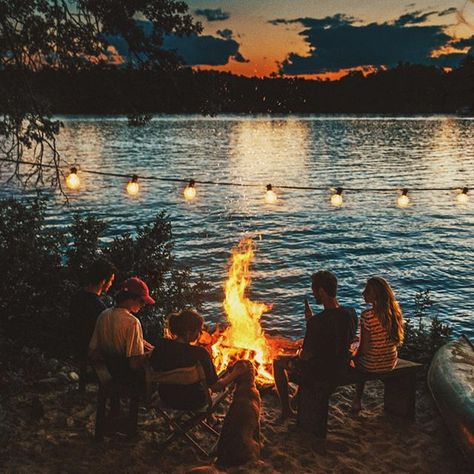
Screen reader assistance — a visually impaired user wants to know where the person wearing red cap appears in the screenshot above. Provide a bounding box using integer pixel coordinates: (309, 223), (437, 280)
(89, 277), (155, 383)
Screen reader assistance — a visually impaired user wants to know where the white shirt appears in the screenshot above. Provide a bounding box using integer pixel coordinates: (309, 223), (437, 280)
(89, 307), (144, 358)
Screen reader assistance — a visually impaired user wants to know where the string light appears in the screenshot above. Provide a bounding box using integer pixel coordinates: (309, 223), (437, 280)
(265, 184), (278, 204)
(65, 167), (80, 190)
(184, 179), (196, 201)
(126, 175), (140, 196)
(456, 187), (469, 204)
(397, 188), (410, 208)
(0, 158), (471, 208)
(331, 187), (343, 207)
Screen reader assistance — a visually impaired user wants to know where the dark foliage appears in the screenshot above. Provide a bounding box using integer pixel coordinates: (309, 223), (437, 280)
(0, 198), (210, 355)
(0, 0), (201, 186)
(399, 290), (452, 364)
(0, 198), (70, 352)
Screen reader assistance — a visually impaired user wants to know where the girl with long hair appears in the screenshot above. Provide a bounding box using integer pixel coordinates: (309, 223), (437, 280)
(352, 277), (404, 412)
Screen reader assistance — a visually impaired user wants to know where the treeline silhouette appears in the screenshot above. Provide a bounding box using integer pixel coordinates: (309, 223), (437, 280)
(1, 57), (473, 114)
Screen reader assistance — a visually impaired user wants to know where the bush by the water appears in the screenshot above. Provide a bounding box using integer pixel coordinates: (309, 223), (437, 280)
(0, 197), (209, 356)
(399, 290), (452, 364)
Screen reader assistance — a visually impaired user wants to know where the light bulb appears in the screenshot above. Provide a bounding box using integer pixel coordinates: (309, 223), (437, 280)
(456, 187), (469, 204)
(126, 175), (139, 196)
(184, 179), (196, 201)
(265, 184), (278, 204)
(66, 167), (80, 190)
(331, 187), (343, 207)
(397, 189), (410, 208)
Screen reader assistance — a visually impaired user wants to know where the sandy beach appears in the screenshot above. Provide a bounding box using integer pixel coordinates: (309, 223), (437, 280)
(1, 377), (470, 474)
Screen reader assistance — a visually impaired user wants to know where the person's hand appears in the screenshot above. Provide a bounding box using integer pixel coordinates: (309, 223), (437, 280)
(210, 324), (223, 344)
(144, 340), (154, 352)
(304, 297), (313, 320)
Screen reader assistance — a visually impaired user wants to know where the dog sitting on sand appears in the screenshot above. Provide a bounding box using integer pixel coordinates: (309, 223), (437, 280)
(216, 360), (261, 468)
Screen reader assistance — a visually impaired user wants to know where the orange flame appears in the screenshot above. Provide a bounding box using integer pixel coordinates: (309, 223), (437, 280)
(212, 239), (274, 385)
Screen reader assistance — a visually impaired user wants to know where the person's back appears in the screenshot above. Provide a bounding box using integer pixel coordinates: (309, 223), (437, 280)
(69, 258), (116, 360)
(303, 306), (357, 380)
(90, 307), (144, 359)
(89, 277), (155, 383)
(352, 276), (405, 412)
(151, 337), (218, 410)
(70, 290), (107, 359)
(356, 308), (398, 372)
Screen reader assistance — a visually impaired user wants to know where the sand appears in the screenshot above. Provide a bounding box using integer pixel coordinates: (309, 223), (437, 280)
(0, 378), (470, 473)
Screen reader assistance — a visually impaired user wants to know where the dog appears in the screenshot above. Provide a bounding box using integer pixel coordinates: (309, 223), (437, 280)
(216, 359), (261, 468)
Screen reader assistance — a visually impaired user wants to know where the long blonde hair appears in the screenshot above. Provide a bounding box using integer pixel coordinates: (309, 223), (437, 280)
(367, 277), (404, 345)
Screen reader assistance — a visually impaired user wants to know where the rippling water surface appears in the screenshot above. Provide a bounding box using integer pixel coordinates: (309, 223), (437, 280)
(3, 116), (473, 338)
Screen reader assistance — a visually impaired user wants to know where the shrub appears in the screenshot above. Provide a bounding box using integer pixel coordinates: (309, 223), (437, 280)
(399, 290), (452, 364)
(0, 197), (210, 355)
(0, 197), (70, 352)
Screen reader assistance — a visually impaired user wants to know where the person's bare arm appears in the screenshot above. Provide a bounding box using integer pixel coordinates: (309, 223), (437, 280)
(210, 363), (248, 392)
(356, 314), (370, 357)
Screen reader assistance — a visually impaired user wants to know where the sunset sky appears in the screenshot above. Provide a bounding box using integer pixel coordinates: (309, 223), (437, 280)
(158, 0), (474, 79)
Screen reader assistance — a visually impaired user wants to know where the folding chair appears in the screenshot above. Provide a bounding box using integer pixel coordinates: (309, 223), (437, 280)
(145, 362), (231, 456)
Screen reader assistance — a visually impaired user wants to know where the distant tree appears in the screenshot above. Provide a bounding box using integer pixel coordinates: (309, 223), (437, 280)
(0, 0), (201, 188)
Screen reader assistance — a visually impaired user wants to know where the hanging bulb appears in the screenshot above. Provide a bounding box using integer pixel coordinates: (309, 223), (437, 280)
(456, 187), (469, 204)
(331, 187), (343, 207)
(397, 188), (410, 208)
(265, 184), (278, 204)
(66, 167), (80, 190)
(184, 179), (196, 201)
(126, 175), (140, 196)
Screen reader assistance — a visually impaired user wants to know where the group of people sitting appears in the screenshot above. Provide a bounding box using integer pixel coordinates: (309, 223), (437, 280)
(70, 258), (405, 432)
(69, 259), (248, 410)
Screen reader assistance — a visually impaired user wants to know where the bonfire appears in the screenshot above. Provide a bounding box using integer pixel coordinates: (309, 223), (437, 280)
(211, 239), (298, 386)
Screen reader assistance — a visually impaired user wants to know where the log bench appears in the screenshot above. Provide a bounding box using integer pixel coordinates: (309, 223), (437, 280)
(297, 358), (423, 439)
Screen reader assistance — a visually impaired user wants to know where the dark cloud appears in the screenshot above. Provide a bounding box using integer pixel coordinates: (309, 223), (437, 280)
(233, 52), (249, 63)
(269, 14), (355, 28)
(216, 28), (233, 40)
(195, 8), (230, 22)
(453, 36), (474, 48)
(394, 10), (438, 26)
(162, 34), (246, 66)
(270, 12), (473, 75)
(438, 7), (458, 17)
(105, 20), (245, 67)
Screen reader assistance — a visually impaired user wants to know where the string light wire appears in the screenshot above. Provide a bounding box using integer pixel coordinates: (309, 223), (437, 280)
(0, 157), (470, 195)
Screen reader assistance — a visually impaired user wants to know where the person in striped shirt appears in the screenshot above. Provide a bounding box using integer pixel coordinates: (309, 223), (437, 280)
(351, 277), (405, 412)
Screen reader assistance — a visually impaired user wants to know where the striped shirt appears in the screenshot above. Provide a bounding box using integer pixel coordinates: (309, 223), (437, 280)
(356, 309), (397, 373)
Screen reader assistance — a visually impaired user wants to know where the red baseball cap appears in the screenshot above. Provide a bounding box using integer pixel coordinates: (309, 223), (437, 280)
(120, 277), (155, 305)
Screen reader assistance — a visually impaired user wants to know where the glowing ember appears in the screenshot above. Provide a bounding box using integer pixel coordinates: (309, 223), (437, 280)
(212, 239), (275, 385)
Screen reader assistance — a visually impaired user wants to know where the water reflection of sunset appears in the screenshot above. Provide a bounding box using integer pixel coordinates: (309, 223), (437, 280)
(229, 119), (309, 182)
(228, 119), (309, 210)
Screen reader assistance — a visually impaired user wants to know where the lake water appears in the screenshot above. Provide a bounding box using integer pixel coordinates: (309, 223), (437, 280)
(2, 116), (473, 339)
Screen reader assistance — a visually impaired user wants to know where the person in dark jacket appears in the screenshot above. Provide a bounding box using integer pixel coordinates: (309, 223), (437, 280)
(273, 270), (357, 421)
(69, 258), (116, 389)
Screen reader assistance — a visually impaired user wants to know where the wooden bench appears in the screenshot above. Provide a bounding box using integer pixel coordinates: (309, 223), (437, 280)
(297, 358), (423, 439)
